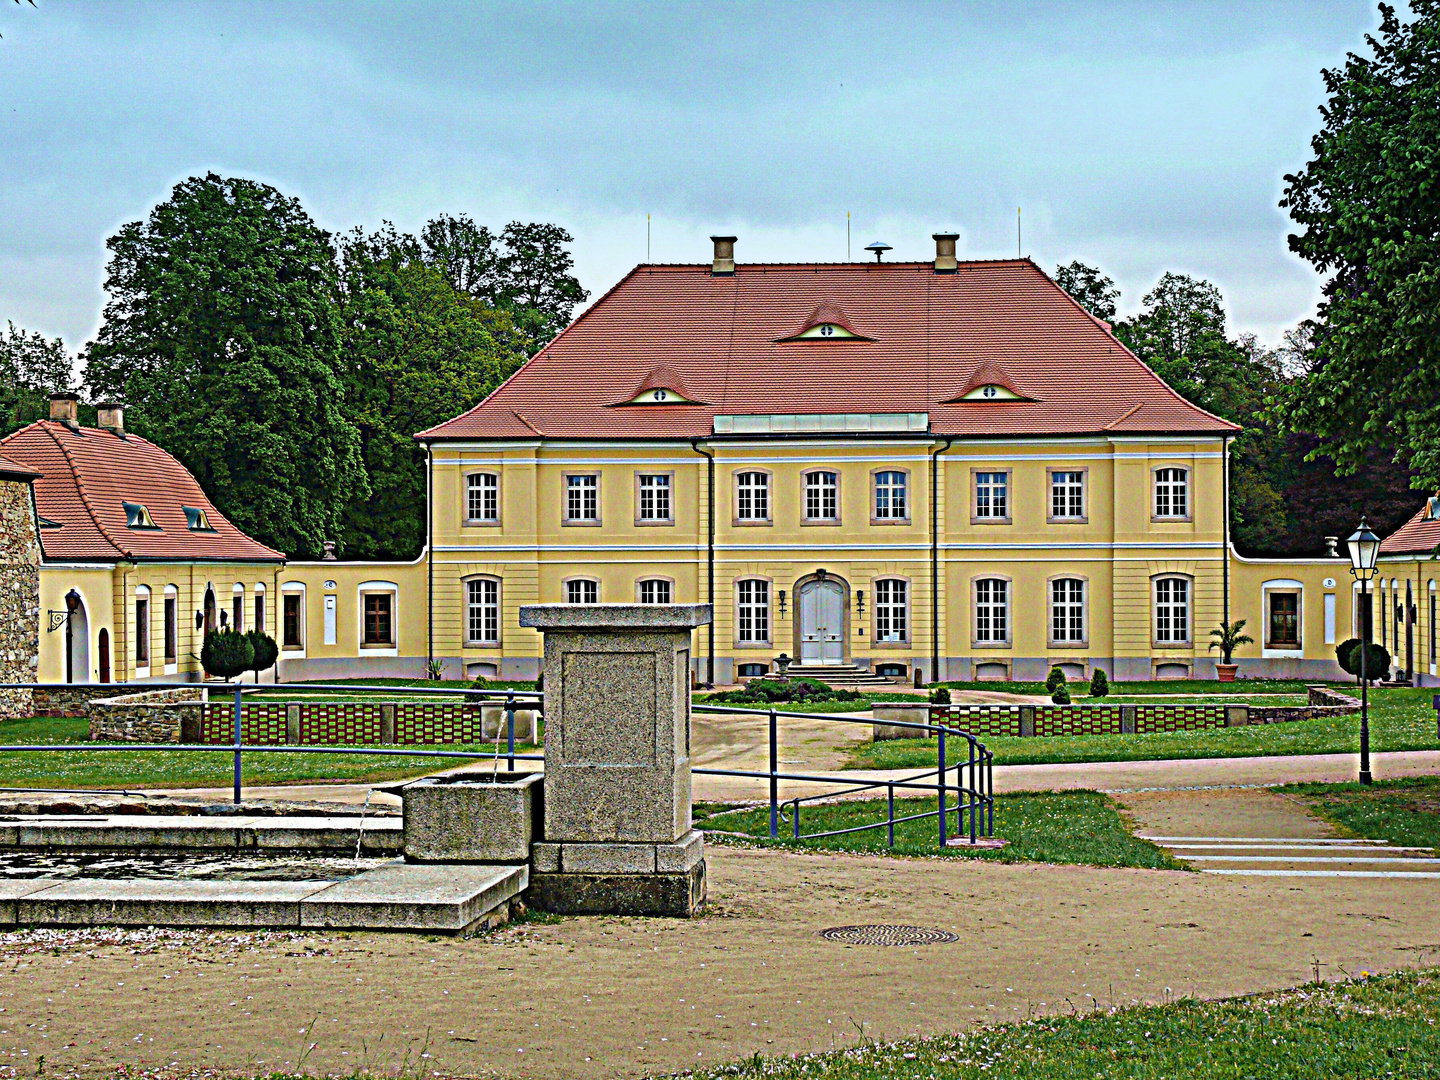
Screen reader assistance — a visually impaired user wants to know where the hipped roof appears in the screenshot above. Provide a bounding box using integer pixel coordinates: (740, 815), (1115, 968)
(417, 258), (1238, 442)
(1379, 500), (1440, 558)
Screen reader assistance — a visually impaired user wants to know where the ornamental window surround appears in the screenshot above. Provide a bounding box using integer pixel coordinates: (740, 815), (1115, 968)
(974, 578), (1010, 644)
(1050, 577), (1086, 645)
(972, 470), (1010, 523)
(874, 578), (908, 643)
(466, 577), (501, 645)
(1154, 467), (1190, 520)
(1154, 576), (1191, 646)
(736, 579), (771, 644)
(873, 470), (908, 522)
(1049, 469), (1085, 521)
(735, 471), (771, 523)
(564, 473), (600, 525)
(803, 471), (839, 522)
(636, 472), (674, 524)
(466, 473), (500, 523)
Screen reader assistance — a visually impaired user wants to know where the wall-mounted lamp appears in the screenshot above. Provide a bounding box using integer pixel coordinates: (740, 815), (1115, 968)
(777, 590), (787, 616)
(219, 611), (228, 629)
(195, 611), (205, 630)
(855, 589), (865, 615)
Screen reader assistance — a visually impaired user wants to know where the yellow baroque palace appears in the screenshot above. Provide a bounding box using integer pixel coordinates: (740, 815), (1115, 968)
(12, 237), (1435, 687)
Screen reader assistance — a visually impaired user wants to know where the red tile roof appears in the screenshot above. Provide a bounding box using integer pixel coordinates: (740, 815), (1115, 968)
(416, 259), (1239, 442)
(1379, 498), (1440, 557)
(0, 452), (41, 482)
(0, 421), (284, 563)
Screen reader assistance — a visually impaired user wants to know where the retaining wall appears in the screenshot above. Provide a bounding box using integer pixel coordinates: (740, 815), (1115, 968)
(87, 687), (205, 743)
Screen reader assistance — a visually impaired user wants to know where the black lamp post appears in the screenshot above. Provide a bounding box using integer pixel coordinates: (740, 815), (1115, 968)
(1347, 518), (1381, 786)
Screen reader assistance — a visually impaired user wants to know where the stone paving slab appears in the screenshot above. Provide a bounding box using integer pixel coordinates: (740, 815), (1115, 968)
(16, 879), (330, 928)
(300, 862), (527, 932)
(0, 879), (65, 926)
(0, 814), (402, 853)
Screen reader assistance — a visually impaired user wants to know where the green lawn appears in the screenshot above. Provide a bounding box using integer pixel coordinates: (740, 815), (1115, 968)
(933, 677), (1330, 697)
(696, 790), (1180, 869)
(0, 715), (537, 790)
(689, 968), (1440, 1080)
(848, 685), (1439, 769)
(1281, 776), (1440, 850)
(696, 691), (927, 715)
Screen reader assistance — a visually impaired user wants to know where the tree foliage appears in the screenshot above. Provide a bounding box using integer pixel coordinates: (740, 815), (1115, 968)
(335, 225), (530, 559)
(1278, 3), (1440, 487)
(82, 173), (367, 559)
(1053, 261), (1120, 322)
(0, 321), (73, 437)
(201, 628), (254, 681)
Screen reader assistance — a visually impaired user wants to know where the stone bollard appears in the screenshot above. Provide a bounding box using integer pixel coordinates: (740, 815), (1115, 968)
(519, 602), (711, 917)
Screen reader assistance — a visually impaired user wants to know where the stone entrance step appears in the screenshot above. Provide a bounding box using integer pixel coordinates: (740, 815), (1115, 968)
(1, 861), (528, 934)
(0, 814), (403, 854)
(784, 665), (896, 687)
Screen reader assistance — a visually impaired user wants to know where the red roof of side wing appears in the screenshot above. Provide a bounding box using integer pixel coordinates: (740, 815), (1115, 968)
(416, 259), (1238, 441)
(0, 421), (284, 563)
(1379, 499), (1440, 557)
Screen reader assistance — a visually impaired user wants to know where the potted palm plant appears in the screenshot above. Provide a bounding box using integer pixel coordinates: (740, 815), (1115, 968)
(1208, 619), (1253, 682)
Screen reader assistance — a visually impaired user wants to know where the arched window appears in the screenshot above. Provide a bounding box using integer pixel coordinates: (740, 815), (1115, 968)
(465, 577), (501, 645)
(1153, 576), (1191, 645)
(974, 578), (1010, 644)
(565, 578), (599, 604)
(803, 471), (839, 522)
(735, 471), (770, 523)
(1050, 578), (1086, 645)
(134, 585), (151, 668)
(874, 579), (908, 642)
(736, 579), (770, 644)
(872, 471), (908, 521)
(1154, 467), (1190, 520)
(638, 578), (673, 604)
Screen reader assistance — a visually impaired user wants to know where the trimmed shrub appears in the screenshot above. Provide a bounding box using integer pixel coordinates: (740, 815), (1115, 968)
(470, 674), (492, 691)
(928, 687), (952, 705)
(1051, 683), (1072, 705)
(1045, 666), (1067, 694)
(201, 628), (254, 681)
(704, 678), (862, 706)
(1089, 669), (1109, 698)
(1338, 639), (1391, 681)
(246, 630), (278, 675)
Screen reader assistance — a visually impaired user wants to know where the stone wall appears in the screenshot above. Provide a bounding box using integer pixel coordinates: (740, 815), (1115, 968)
(88, 687), (204, 743)
(0, 478), (40, 719)
(32, 685), (131, 718)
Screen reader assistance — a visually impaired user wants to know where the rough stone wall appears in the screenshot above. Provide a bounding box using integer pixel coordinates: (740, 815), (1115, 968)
(88, 687), (204, 743)
(0, 478), (40, 719)
(32, 685), (127, 717)
(1308, 685), (1362, 708)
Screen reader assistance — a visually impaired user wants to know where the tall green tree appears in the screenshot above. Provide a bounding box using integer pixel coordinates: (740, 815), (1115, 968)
(420, 215), (588, 347)
(0, 321), (73, 437)
(1053, 261), (1119, 322)
(83, 173), (367, 559)
(336, 225), (529, 560)
(1278, 2), (1440, 487)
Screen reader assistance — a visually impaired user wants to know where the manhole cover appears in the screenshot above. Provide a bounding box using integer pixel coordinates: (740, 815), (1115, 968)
(820, 924), (959, 946)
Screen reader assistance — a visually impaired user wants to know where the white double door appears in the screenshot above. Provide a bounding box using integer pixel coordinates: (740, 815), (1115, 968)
(798, 579), (846, 665)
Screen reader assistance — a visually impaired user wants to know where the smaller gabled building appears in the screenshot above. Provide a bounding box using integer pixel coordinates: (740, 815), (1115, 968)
(0, 395), (285, 684)
(1377, 494), (1440, 686)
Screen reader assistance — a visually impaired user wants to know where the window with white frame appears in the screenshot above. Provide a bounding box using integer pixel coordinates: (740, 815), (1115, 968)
(804, 471), (838, 521)
(874, 579), (907, 642)
(135, 590), (150, 666)
(1154, 576), (1190, 644)
(565, 474), (599, 522)
(1154, 468), (1189, 519)
(1051, 578), (1085, 643)
(566, 579), (599, 604)
(736, 471), (769, 521)
(975, 472), (1008, 520)
(737, 579), (770, 643)
(638, 578), (672, 604)
(467, 473), (499, 522)
(1050, 471), (1084, 519)
(637, 474), (672, 521)
(874, 471), (907, 520)
(975, 578), (1009, 643)
(466, 578), (500, 645)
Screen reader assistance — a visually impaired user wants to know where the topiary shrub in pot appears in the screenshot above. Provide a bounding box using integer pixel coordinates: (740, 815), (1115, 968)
(1045, 666), (1067, 694)
(201, 628), (254, 681)
(1089, 669), (1109, 698)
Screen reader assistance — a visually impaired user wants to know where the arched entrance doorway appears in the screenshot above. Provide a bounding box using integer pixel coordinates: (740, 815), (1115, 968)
(203, 586), (217, 636)
(97, 628), (110, 684)
(64, 590), (89, 684)
(795, 571), (848, 666)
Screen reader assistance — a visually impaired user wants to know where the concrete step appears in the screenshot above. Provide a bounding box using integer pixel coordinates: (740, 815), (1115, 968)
(1141, 833), (1440, 879)
(785, 666), (897, 687)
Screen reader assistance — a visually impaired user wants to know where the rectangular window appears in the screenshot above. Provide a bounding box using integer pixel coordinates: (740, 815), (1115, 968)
(1430, 593), (1436, 666)
(135, 597), (149, 665)
(1050, 471), (1084, 520)
(875, 579), (907, 642)
(737, 579), (770, 643)
(637, 474), (672, 521)
(1155, 468), (1189, 519)
(566, 579), (599, 604)
(1324, 592), (1336, 645)
(565, 474), (599, 522)
(283, 594), (303, 648)
(467, 473), (499, 522)
(804, 472), (838, 521)
(467, 579), (500, 644)
(1155, 577), (1190, 644)
(1268, 592), (1300, 647)
(232, 596), (243, 632)
(975, 472), (1008, 520)
(639, 579), (672, 604)
(363, 593), (393, 646)
(736, 472), (769, 521)
(163, 597), (177, 662)
(874, 471), (908, 520)
(1050, 578), (1085, 643)
(975, 579), (1009, 643)
(254, 595), (265, 635)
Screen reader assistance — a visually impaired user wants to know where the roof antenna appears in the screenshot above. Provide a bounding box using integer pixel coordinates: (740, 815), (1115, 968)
(646, 213), (651, 263)
(1017, 207), (1022, 258)
(846, 212), (851, 262)
(865, 240), (891, 263)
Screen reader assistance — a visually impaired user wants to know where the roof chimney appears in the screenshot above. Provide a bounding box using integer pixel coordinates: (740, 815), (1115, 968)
(710, 235), (736, 276)
(97, 402), (125, 437)
(48, 393), (79, 427)
(933, 232), (959, 274)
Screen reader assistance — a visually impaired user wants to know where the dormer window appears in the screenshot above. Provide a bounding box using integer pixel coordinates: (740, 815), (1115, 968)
(627, 387), (692, 404)
(942, 361), (1036, 404)
(609, 364), (708, 407)
(778, 302), (872, 342)
(123, 501), (159, 529)
(795, 322), (857, 340)
(183, 506), (214, 531)
(962, 384), (1021, 401)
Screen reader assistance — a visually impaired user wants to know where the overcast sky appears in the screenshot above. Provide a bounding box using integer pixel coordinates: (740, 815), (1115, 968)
(0, 1), (1390, 356)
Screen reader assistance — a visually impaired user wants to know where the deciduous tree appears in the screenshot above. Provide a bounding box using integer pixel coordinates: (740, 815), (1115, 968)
(0, 321), (73, 437)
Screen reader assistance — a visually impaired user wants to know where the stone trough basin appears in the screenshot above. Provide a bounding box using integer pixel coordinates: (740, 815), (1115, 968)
(401, 770), (542, 864)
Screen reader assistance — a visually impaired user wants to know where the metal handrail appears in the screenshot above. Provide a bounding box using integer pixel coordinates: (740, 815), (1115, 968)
(1, 682), (994, 847)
